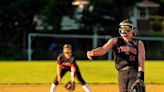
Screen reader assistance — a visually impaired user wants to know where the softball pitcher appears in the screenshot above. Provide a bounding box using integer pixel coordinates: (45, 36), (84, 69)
(87, 19), (145, 92)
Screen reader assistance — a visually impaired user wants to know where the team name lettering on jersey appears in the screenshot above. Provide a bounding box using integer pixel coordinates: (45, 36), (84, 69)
(117, 46), (137, 55)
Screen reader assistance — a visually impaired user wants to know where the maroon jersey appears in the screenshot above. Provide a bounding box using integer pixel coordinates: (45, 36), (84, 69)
(112, 37), (139, 70)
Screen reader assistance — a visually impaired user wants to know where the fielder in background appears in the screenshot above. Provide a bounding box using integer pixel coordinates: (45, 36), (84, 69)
(87, 19), (145, 92)
(50, 44), (91, 92)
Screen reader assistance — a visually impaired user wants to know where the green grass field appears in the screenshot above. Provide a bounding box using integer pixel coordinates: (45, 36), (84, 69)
(0, 60), (164, 84)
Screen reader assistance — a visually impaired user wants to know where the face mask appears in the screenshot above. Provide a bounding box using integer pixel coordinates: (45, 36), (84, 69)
(119, 30), (128, 37)
(119, 25), (132, 37)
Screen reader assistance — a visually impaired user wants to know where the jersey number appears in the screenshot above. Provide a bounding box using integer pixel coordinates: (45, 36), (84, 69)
(130, 55), (136, 61)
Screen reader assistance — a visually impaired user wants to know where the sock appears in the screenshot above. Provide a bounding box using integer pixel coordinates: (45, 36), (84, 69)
(82, 84), (91, 92)
(50, 83), (57, 92)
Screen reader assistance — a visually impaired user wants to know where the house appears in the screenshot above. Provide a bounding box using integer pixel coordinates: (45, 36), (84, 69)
(130, 0), (164, 36)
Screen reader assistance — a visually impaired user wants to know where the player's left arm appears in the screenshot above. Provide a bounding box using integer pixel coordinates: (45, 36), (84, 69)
(137, 40), (145, 81)
(71, 65), (76, 82)
(70, 57), (76, 82)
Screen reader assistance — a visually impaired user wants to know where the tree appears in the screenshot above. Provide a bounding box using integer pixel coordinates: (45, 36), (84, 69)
(41, 0), (73, 32)
(0, 0), (47, 59)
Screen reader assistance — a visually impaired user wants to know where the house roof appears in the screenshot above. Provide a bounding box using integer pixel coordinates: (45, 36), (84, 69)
(137, 0), (160, 7)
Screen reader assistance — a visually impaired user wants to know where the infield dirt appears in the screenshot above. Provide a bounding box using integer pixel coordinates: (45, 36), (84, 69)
(0, 84), (163, 92)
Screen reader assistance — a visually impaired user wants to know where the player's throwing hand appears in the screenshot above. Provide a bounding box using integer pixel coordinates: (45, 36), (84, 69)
(87, 50), (94, 60)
